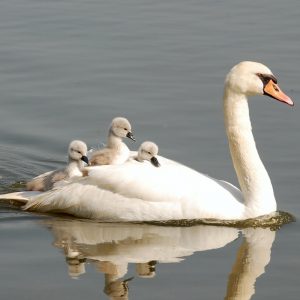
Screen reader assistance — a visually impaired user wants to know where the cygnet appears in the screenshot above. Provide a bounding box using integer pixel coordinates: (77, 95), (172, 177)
(90, 117), (135, 166)
(26, 140), (89, 191)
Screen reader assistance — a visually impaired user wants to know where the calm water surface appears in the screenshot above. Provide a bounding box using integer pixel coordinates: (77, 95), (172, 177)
(0, 0), (300, 299)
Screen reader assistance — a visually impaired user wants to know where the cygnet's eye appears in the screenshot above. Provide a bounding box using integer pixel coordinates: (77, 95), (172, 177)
(124, 127), (128, 131)
(76, 150), (82, 154)
(148, 151), (151, 155)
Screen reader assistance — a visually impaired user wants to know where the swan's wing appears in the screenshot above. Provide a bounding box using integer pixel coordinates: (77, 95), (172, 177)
(87, 155), (243, 203)
(77, 155), (244, 220)
(23, 155), (244, 221)
(23, 182), (182, 221)
(218, 179), (243, 201)
(87, 158), (185, 201)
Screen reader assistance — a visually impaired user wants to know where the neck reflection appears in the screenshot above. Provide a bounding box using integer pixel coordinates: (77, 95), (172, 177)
(225, 228), (275, 300)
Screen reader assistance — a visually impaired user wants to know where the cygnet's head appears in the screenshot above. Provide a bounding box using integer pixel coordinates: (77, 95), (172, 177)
(138, 141), (160, 167)
(104, 277), (133, 299)
(110, 117), (135, 141)
(225, 61), (293, 106)
(136, 261), (157, 278)
(68, 140), (89, 164)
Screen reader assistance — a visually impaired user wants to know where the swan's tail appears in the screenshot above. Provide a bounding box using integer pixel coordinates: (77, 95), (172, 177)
(23, 192), (55, 211)
(0, 191), (41, 203)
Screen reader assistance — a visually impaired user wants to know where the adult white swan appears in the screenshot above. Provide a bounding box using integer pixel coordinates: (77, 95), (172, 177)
(0, 61), (293, 221)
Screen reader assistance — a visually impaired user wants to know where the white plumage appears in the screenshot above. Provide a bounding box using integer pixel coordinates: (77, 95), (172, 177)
(0, 61), (293, 221)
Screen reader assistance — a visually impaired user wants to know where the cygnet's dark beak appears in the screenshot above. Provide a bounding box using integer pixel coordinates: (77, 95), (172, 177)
(126, 132), (136, 141)
(150, 156), (160, 167)
(81, 155), (89, 165)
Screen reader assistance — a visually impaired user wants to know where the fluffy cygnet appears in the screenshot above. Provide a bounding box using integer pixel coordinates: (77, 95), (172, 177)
(135, 141), (160, 167)
(26, 140), (89, 191)
(90, 117), (135, 166)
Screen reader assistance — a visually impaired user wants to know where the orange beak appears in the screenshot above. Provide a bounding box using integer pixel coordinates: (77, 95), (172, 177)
(264, 80), (294, 106)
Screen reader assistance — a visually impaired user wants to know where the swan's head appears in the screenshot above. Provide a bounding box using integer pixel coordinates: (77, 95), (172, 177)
(68, 140), (89, 164)
(138, 141), (160, 167)
(225, 61), (293, 106)
(110, 117), (135, 141)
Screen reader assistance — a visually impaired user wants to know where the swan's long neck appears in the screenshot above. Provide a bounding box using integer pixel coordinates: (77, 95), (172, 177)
(224, 89), (276, 217)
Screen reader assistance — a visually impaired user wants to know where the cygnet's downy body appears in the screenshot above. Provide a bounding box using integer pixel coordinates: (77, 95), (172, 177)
(26, 140), (89, 191)
(90, 117), (135, 166)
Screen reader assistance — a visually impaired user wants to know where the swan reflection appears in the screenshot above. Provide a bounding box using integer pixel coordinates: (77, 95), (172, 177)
(43, 218), (276, 299)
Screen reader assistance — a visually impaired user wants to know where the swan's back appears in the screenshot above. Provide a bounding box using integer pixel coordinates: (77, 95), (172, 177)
(25, 154), (244, 221)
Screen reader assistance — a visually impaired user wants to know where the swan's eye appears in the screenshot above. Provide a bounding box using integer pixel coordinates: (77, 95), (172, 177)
(124, 128), (128, 131)
(256, 73), (278, 85)
(148, 151), (151, 155)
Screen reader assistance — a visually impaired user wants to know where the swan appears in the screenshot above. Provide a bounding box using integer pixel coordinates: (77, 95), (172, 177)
(26, 140), (89, 191)
(90, 117), (135, 166)
(0, 61), (293, 221)
(133, 141), (160, 167)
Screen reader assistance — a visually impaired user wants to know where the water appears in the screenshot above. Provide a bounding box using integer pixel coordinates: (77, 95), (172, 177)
(0, 0), (300, 299)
